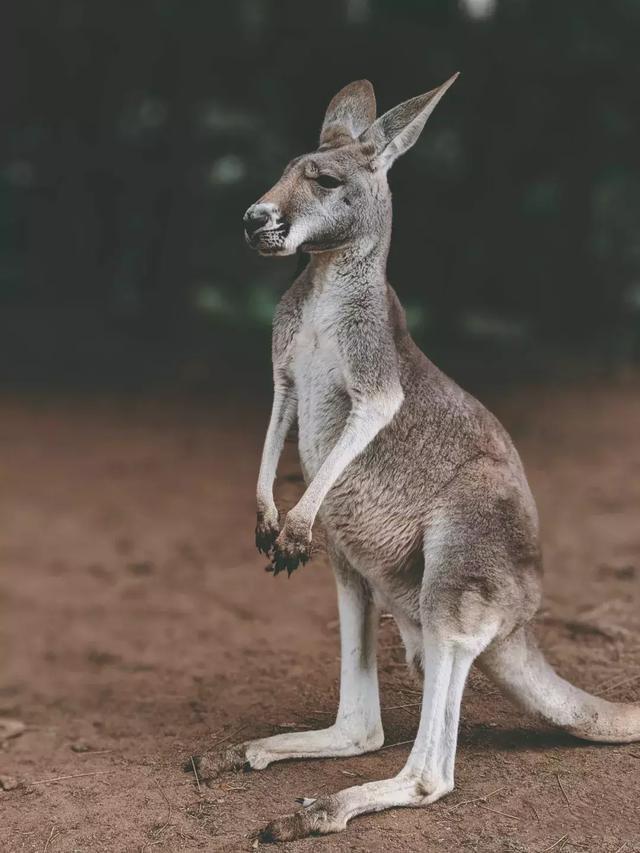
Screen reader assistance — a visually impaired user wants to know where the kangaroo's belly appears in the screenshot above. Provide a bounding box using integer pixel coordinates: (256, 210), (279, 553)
(294, 354), (425, 585)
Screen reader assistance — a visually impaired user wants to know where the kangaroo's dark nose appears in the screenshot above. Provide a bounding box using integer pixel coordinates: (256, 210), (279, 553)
(243, 207), (271, 237)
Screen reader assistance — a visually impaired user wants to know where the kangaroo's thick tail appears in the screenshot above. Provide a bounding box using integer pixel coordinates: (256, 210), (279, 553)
(478, 626), (640, 743)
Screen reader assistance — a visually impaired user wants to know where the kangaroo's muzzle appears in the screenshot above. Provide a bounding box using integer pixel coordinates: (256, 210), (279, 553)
(243, 203), (289, 253)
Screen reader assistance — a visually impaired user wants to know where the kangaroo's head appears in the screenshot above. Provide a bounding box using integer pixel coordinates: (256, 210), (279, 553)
(243, 74), (458, 256)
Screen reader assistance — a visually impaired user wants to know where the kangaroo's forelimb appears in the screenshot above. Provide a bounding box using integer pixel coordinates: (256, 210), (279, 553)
(255, 376), (297, 556)
(270, 390), (403, 574)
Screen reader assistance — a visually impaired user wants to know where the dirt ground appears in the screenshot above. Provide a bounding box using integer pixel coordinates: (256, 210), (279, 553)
(1, 378), (639, 853)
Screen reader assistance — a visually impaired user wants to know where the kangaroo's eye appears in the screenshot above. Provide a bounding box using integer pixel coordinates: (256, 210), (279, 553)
(315, 174), (343, 190)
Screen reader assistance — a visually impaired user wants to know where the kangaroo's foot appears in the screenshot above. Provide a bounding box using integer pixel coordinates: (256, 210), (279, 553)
(259, 772), (453, 842)
(187, 724), (384, 785)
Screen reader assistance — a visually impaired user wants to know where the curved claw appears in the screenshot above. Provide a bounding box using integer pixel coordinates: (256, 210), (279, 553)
(269, 538), (311, 577)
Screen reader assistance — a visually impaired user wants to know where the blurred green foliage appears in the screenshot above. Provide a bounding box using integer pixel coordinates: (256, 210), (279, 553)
(1, 0), (639, 380)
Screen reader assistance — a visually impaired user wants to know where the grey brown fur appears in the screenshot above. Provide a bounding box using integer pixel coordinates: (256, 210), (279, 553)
(189, 76), (640, 842)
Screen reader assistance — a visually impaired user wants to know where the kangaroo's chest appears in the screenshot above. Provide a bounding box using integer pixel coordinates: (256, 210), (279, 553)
(290, 292), (351, 477)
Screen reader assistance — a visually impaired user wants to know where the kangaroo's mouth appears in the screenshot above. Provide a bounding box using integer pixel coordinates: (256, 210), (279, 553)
(246, 222), (290, 255)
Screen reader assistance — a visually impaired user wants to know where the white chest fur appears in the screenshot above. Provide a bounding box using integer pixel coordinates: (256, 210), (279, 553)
(293, 288), (343, 381)
(291, 286), (351, 477)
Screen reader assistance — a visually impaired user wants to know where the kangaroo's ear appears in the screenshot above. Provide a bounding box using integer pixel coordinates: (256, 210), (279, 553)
(319, 80), (377, 149)
(360, 73), (459, 170)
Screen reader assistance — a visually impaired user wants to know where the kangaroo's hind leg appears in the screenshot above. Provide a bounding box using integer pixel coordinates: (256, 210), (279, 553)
(189, 544), (384, 783)
(259, 611), (497, 841)
(258, 482), (538, 841)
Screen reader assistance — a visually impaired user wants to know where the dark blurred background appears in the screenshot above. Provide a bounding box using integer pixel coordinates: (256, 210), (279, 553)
(2, 0), (640, 390)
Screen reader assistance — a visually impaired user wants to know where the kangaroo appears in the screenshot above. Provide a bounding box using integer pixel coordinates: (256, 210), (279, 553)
(189, 76), (640, 842)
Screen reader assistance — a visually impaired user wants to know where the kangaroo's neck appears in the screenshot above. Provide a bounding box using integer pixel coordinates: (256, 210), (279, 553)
(306, 219), (391, 298)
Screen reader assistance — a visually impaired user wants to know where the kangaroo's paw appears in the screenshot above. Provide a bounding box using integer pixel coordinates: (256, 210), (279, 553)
(185, 743), (248, 784)
(255, 512), (279, 556)
(269, 522), (312, 576)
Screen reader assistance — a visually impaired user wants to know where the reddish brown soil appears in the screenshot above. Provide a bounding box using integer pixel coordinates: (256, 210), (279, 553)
(1, 380), (640, 853)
